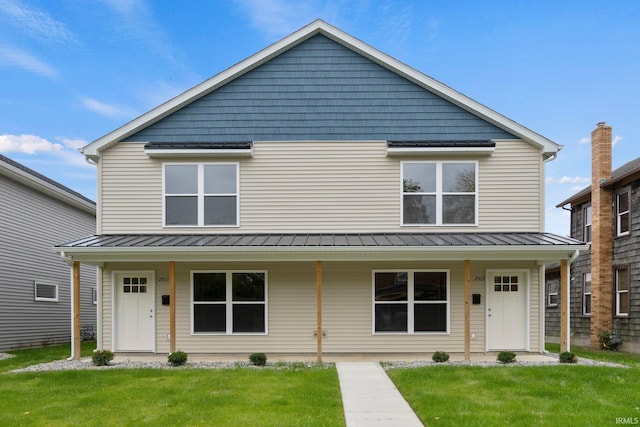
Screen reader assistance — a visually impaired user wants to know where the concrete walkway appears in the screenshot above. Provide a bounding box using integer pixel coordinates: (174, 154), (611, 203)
(336, 362), (423, 427)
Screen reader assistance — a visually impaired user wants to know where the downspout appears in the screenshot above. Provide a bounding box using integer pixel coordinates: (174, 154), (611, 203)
(59, 252), (76, 361)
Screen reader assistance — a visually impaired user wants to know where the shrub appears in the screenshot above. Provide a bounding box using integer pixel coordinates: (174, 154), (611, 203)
(559, 351), (578, 364)
(432, 351), (450, 363)
(168, 350), (188, 367)
(497, 351), (516, 364)
(597, 330), (622, 351)
(91, 349), (114, 366)
(249, 352), (267, 366)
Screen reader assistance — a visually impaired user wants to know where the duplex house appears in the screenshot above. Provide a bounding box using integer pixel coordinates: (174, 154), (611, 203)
(0, 154), (96, 351)
(55, 20), (586, 360)
(548, 123), (639, 352)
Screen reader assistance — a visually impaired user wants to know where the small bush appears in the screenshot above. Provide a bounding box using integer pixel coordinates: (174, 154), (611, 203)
(91, 349), (114, 366)
(249, 352), (267, 366)
(559, 351), (578, 364)
(168, 350), (188, 366)
(432, 351), (450, 363)
(598, 330), (622, 351)
(497, 351), (516, 364)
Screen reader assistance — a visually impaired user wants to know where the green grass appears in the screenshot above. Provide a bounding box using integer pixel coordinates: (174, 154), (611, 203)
(546, 342), (640, 367)
(0, 341), (96, 373)
(0, 344), (344, 426)
(389, 364), (640, 427)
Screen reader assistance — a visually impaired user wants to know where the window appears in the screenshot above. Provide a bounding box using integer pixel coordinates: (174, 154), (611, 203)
(402, 161), (476, 225)
(583, 205), (592, 243)
(34, 282), (58, 302)
(615, 268), (630, 317)
(616, 191), (630, 236)
(373, 270), (448, 333)
(192, 271), (266, 334)
(547, 281), (558, 307)
(164, 163), (238, 227)
(583, 273), (591, 316)
(92, 288), (98, 305)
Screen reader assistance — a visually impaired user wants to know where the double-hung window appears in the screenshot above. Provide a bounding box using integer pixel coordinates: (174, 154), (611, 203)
(583, 205), (592, 243)
(616, 191), (630, 236)
(164, 163), (238, 226)
(547, 281), (558, 307)
(402, 161), (477, 225)
(615, 267), (630, 317)
(582, 272), (591, 316)
(192, 271), (266, 334)
(373, 270), (448, 333)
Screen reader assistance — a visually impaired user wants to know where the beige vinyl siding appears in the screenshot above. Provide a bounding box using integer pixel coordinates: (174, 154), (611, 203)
(100, 140), (543, 234)
(100, 260), (539, 354)
(478, 139), (542, 231)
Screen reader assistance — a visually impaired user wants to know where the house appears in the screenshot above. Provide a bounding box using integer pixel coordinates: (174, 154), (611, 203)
(0, 154), (96, 351)
(55, 20), (586, 361)
(547, 122), (639, 353)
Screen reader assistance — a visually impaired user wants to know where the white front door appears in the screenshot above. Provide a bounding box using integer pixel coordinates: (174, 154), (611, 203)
(115, 272), (155, 351)
(487, 270), (528, 351)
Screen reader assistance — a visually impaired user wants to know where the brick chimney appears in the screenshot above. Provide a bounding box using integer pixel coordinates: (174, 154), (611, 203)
(590, 122), (613, 348)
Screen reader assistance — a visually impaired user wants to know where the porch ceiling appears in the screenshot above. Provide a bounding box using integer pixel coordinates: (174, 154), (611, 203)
(55, 232), (587, 264)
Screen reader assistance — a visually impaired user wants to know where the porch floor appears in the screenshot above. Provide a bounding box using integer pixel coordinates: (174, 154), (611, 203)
(112, 352), (557, 364)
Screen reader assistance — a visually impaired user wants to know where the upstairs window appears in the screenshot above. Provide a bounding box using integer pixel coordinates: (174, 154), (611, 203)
(164, 163), (238, 227)
(616, 191), (630, 236)
(583, 205), (592, 243)
(402, 161), (477, 226)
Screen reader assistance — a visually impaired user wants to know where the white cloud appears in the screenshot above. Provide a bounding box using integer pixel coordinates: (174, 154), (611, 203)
(613, 135), (623, 147)
(546, 176), (590, 185)
(0, 45), (57, 78)
(0, 0), (77, 44)
(0, 134), (63, 154)
(578, 136), (589, 144)
(59, 137), (89, 150)
(80, 96), (137, 119)
(233, 0), (323, 39)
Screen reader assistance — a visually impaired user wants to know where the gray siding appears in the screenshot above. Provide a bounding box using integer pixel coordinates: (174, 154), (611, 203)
(127, 35), (515, 143)
(0, 173), (96, 351)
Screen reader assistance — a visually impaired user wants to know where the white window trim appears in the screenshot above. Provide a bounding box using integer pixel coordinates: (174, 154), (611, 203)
(616, 191), (630, 237)
(191, 270), (268, 335)
(583, 205), (592, 243)
(163, 162), (240, 228)
(34, 281), (59, 302)
(547, 282), (558, 307)
(615, 269), (629, 317)
(372, 269), (450, 335)
(582, 272), (591, 316)
(92, 288), (98, 305)
(400, 161), (478, 226)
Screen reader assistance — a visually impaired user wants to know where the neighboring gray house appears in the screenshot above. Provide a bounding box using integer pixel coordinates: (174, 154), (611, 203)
(546, 123), (639, 353)
(0, 154), (96, 351)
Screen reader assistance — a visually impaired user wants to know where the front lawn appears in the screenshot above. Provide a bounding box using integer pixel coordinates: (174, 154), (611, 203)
(0, 344), (344, 426)
(389, 364), (640, 426)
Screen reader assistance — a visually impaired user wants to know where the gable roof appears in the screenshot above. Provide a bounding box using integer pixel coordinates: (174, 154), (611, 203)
(556, 155), (640, 208)
(82, 20), (561, 161)
(0, 154), (95, 214)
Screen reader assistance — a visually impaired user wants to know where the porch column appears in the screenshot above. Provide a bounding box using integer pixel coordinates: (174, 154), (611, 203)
(316, 260), (323, 363)
(73, 261), (81, 361)
(169, 261), (176, 353)
(464, 260), (471, 360)
(560, 259), (569, 352)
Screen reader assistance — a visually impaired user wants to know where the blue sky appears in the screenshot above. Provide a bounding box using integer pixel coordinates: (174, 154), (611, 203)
(1, 0), (638, 236)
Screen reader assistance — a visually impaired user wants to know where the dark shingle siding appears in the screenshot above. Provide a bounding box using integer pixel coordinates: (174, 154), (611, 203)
(126, 35), (516, 144)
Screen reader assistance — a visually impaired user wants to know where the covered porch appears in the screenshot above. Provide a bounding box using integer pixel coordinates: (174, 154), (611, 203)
(56, 232), (587, 361)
